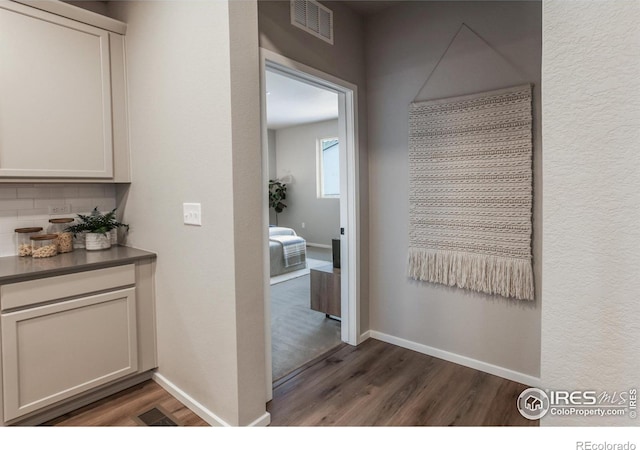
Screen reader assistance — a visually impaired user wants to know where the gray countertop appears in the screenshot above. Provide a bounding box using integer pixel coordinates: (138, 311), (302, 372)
(0, 246), (156, 284)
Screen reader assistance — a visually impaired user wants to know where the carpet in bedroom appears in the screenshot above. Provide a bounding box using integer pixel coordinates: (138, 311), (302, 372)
(271, 274), (342, 381)
(270, 257), (328, 285)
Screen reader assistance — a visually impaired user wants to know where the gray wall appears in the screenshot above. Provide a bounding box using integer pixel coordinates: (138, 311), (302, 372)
(274, 119), (340, 246)
(366, 1), (542, 377)
(109, 0), (266, 426)
(267, 129), (277, 225)
(64, 1), (108, 15)
(267, 129), (277, 181)
(541, 0), (640, 425)
(259, 0), (369, 331)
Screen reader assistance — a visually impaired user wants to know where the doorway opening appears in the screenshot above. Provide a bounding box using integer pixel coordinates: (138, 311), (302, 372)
(260, 49), (360, 400)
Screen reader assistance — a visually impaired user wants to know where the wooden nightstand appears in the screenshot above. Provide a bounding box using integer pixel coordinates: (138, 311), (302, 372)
(310, 264), (341, 318)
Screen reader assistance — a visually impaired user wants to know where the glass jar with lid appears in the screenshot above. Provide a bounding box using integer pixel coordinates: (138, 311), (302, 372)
(48, 218), (75, 253)
(30, 234), (59, 258)
(15, 227), (43, 256)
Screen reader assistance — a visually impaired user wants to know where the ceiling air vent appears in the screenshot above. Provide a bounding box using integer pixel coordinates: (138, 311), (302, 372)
(290, 0), (333, 45)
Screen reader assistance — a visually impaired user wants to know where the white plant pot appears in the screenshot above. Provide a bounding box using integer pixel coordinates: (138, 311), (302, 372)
(110, 228), (118, 245)
(85, 232), (112, 251)
(73, 231), (86, 249)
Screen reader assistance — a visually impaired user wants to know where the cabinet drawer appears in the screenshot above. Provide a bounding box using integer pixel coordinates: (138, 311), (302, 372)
(0, 264), (135, 311)
(1, 287), (138, 421)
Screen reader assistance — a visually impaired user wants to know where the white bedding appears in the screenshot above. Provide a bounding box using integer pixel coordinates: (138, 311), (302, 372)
(269, 227), (306, 276)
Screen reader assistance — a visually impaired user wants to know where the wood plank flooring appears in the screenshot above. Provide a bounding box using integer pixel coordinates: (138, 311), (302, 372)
(267, 338), (537, 426)
(43, 338), (536, 426)
(44, 380), (208, 426)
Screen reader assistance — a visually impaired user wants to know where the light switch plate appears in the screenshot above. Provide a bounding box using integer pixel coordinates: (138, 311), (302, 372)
(183, 203), (202, 226)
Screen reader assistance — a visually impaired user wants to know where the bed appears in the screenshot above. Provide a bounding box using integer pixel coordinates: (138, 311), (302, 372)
(269, 227), (307, 277)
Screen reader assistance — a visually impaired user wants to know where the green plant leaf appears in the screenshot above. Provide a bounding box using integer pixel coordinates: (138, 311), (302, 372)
(268, 181), (287, 216)
(65, 207), (129, 236)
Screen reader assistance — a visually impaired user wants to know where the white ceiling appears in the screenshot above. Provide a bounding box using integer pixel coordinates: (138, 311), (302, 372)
(265, 70), (339, 130)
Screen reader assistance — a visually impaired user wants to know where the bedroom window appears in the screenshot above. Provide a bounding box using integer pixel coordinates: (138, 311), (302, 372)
(317, 137), (340, 198)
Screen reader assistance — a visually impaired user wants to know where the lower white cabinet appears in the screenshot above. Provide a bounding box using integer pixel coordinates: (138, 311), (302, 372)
(0, 261), (157, 424)
(1, 288), (137, 421)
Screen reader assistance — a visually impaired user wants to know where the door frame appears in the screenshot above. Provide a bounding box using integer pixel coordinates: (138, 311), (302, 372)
(260, 48), (360, 400)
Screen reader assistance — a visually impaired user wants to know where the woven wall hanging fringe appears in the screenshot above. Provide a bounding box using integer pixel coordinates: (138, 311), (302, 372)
(408, 84), (534, 301)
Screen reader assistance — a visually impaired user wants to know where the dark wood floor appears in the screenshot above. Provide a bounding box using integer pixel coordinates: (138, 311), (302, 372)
(267, 338), (537, 426)
(43, 338), (536, 426)
(45, 379), (208, 426)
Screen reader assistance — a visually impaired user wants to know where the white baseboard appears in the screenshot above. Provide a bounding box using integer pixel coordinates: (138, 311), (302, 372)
(306, 243), (332, 249)
(369, 330), (540, 387)
(153, 372), (230, 426)
(247, 411), (272, 427)
(152, 372), (271, 427)
(358, 330), (371, 344)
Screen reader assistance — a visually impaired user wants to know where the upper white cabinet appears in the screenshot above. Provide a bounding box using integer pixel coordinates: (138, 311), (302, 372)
(0, 1), (130, 181)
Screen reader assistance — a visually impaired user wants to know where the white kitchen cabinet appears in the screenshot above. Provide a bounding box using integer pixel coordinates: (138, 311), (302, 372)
(0, 258), (157, 424)
(0, 1), (130, 181)
(1, 288), (138, 421)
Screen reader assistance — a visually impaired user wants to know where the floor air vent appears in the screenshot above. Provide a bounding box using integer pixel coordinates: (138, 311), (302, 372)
(135, 407), (179, 426)
(290, 0), (333, 45)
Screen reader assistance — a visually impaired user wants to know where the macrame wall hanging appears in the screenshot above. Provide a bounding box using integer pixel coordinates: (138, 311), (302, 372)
(407, 24), (535, 301)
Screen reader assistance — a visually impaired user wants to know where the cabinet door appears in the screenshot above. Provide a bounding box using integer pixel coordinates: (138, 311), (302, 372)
(0, 3), (114, 178)
(1, 288), (137, 421)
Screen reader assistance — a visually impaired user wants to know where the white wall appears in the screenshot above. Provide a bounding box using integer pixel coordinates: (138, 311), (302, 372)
(268, 129), (277, 225)
(274, 119), (340, 245)
(227, 0), (267, 425)
(0, 184), (115, 256)
(108, 0), (266, 426)
(366, 1), (542, 379)
(541, 0), (640, 426)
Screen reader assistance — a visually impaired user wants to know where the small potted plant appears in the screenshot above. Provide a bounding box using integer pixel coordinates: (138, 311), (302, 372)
(268, 179), (287, 226)
(65, 207), (129, 251)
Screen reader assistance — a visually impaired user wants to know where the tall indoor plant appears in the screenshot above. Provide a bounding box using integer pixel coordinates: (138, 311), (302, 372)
(66, 207), (129, 250)
(268, 179), (287, 226)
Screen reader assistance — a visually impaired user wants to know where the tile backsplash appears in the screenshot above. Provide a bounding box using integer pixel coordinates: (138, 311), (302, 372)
(0, 184), (117, 256)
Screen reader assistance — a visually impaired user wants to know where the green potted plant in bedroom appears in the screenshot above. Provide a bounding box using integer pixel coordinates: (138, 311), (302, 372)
(268, 179), (287, 226)
(65, 207), (129, 251)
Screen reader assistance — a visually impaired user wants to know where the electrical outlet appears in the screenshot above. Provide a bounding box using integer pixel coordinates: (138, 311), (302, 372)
(183, 203), (202, 226)
(48, 204), (72, 215)
(302, 222), (305, 228)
